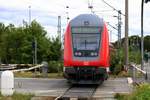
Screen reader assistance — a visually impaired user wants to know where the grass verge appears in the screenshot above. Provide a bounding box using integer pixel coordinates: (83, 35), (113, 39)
(115, 83), (150, 100)
(14, 72), (63, 78)
(0, 92), (33, 100)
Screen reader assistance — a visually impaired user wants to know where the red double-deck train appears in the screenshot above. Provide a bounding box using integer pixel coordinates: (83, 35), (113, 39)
(63, 14), (110, 84)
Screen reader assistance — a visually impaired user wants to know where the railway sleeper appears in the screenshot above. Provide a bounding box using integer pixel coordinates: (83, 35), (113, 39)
(57, 97), (94, 100)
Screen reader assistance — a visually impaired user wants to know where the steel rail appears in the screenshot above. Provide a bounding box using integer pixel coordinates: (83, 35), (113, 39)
(55, 85), (98, 100)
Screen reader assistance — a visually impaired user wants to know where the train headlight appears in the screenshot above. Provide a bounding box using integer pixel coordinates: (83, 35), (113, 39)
(91, 52), (98, 56)
(75, 52), (82, 56)
(94, 52), (97, 56)
(91, 52), (94, 56)
(75, 52), (78, 56)
(78, 52), (81, 56)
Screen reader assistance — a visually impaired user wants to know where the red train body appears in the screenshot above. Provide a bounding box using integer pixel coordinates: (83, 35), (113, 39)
(63, 14), (110, 84)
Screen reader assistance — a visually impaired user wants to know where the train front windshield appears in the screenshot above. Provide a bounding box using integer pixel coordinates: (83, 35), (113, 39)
(72, 27), (101, 57)
(73, 34), (99, 50)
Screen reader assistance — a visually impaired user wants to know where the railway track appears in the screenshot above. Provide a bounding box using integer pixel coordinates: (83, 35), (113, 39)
(56, 84), (98, 100)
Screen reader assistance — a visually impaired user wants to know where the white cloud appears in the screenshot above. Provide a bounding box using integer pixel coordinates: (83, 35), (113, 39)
(0, 0), (149, 42)
(44, 25), (57, 37)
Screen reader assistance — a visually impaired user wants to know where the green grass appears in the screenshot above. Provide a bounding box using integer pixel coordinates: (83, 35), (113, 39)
(115, 83), (150, 100)
(0, 92), (33, 100)
(14, 72), (63, 78)
(114, 93), (128, 100)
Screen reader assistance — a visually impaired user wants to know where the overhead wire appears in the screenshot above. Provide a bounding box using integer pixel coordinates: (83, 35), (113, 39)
(102, 0), (125, 16)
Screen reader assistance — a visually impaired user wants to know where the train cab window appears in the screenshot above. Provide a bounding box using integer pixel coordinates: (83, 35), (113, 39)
(72, 27), (101, 57)
(73, 34), (99, 50)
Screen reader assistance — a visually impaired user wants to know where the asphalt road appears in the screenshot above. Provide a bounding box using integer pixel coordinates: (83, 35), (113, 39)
(0, 77), (132, 98)
(0, 78), (69, 96)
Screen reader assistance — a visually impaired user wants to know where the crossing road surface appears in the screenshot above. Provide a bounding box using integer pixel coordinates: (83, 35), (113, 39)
(0, 78), (132, 99)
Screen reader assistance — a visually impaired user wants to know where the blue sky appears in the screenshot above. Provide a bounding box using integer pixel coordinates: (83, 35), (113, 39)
(0, 0), (149, 42)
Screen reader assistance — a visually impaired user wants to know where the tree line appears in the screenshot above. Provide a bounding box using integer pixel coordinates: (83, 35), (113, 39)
(0, 20), (61, 64)
(113, 35), (150, 52)
(0, 20), (149, 74)
(110, 35), (150, 74)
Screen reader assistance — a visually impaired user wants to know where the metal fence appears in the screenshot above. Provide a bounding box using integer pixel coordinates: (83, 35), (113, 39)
(129, 60), (150, 83)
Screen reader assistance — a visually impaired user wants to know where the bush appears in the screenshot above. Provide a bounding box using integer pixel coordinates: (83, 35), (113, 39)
(48, 61), (63, 73)
(114, 93), (128, 100)
(115, 83), (150, 100)
(110, 48), (124, 75)
(129, 47), (141, 64)
(110, 47), (141, 75)
(129, 83), (150, 100)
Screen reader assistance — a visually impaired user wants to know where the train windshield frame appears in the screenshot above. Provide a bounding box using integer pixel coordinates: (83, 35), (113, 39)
(71, 27), (101, 57)
(72, 27), (100, 33)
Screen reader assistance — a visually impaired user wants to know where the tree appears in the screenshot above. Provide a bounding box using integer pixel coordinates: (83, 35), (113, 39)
(144, 36), (150, 52)
(0, 20), (62, 64)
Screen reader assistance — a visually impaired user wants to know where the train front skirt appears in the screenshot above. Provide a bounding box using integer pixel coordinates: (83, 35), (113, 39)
(63, 67), (108, 84)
